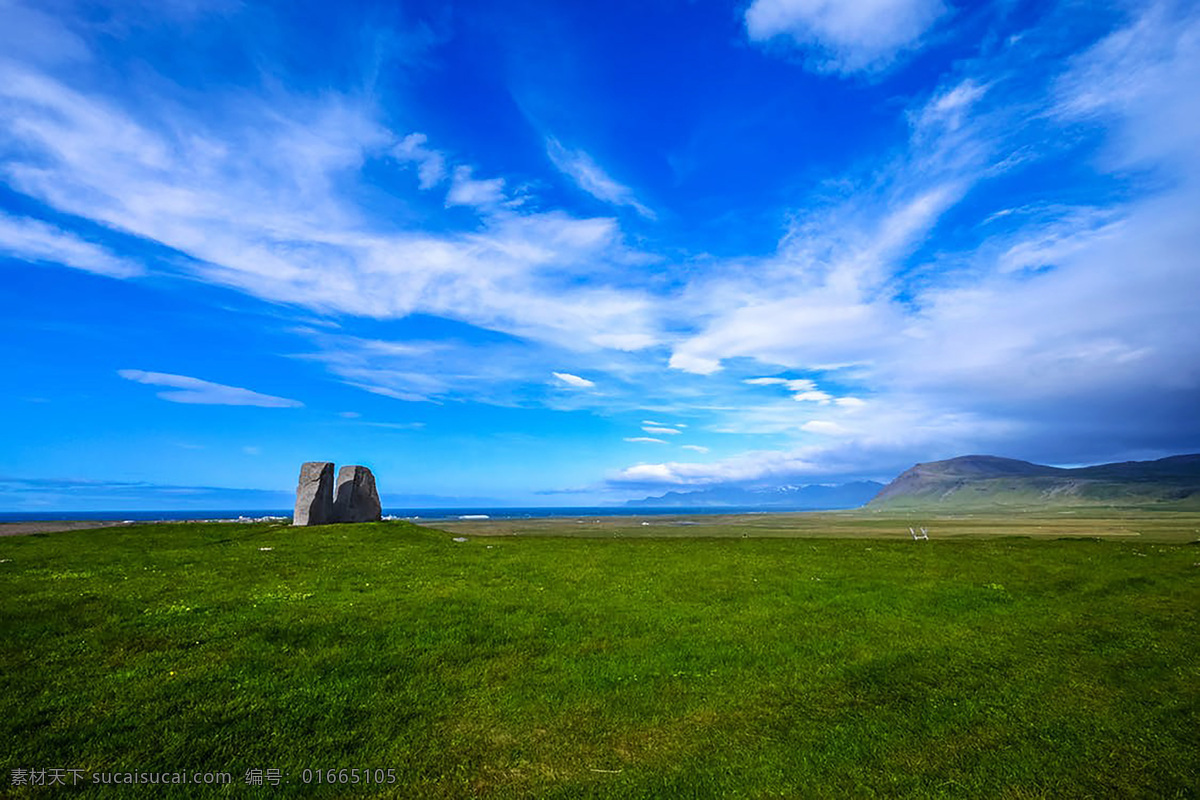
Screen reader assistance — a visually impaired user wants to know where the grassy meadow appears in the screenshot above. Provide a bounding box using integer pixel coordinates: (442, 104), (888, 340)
(2, 513), (1198, 798)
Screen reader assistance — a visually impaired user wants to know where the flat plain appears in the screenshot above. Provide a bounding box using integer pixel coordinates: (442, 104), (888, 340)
(2, 512), (1197, 797)
(431, 507), (1200, 541)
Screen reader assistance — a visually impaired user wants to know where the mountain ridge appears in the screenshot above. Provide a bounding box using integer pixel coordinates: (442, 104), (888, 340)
(868, 454), (1200, 510)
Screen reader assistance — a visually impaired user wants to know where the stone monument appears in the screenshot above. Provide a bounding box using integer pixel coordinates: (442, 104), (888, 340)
(293, 461), (335, 526)
(292, 461), (382, 525)
(333, 465), (382, 523)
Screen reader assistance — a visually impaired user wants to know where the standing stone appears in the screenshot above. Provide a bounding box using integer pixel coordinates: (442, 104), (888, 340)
(293, 461), (335, 526)
(333, 465), (382, 523)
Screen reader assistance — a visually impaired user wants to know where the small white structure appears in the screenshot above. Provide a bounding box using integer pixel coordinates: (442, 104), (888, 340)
(909, 526), (929, 540)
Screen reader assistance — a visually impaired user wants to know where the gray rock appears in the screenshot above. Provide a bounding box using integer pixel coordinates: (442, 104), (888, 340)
(293, 461), (335, 526)
(333, 465), (382, 523)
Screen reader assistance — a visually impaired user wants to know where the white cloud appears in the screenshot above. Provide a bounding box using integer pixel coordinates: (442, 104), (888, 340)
(591, 331), (659, 350)
(995, 209), (1123, 274)
(0, 212), (142, 277)
(296, 327), (663, 412)
(392, 132), (445, 189)
(445, 165), (509, 209)
(546, 137), (655, 219)
(118, 370), (303, 407)
(642, 426), (682, 435)
(625, 437), (667, 444)
(624, 4), (1200, 483)
(745, 377), (816, 391)
(1053, 2), (1200, 174)
(611, 452), (808, 486)
(553, 372), (596, 389)
(744, 377), (833, 403)
(610, 402), (1018, 487)
(681, 444), (709, 453)
(801, 420), (847, 436)
(745, 0), (946, 74)
(870, 4), (1200, 411)
(7, 0), (1200, 494)
(0, 52), (662, 356)
(912, 80), (988, 135)
(348, 383), (435, 403)
(298, 335), (451, 403)
(667, 351), (723, 375)
(613, 463), (682, 483)
(669, 179), (962, 377)
(0, 0), (90, 65)
(338, 411), (361, 418)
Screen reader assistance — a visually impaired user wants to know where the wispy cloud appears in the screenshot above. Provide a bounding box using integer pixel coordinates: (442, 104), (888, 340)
(4, 0), (1199, 502)
(608, 406), (999, 487)
(364, 421), (426, 430)
(118, 370), (303, 407)
(392, 132), (446, 189)
(0, 212), (142, 277)
(295, 327), (658, 411)
(0, 43), (661, 355)
(642, 426), (682, 436)
(445, 165), (511, 209)
(553, 372), (596, 389)
(745, 0), (946, 74)
(546, 137), (655, 219)
(744, 377), (832, 403)
(623, 2), (1200, 484)
(801, 420), (847, 436)
(0, 0), (90, 65)
(668, 184), (964, 377)
(744, 377), (815, 390)
(295, 333), (453, 403)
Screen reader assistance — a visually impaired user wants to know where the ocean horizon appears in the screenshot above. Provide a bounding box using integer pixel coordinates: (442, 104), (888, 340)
(0, 506), (849, 524)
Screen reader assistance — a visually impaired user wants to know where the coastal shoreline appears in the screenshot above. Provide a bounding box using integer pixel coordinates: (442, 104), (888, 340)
(0, 520), (135, 537)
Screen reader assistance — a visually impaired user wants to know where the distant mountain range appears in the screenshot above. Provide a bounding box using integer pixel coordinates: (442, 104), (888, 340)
(867, 454), (1200, 510)
(623, 454), (1200, 512)
(625, 481), (885, 509)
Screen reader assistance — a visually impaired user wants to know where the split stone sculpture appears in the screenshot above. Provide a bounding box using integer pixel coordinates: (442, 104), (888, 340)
(333, 465), (382, 523)
(293, 461), (335, 526)
(292, 461), (382, 525)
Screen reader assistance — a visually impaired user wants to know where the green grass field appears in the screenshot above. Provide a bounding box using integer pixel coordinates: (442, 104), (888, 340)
(2, 514), (1198, 798)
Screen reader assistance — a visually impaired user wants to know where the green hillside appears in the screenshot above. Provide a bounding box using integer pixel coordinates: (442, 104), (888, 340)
(867, 454), (1200, 511)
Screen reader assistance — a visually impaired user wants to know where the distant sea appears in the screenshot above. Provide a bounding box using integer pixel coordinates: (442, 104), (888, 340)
(0, 506), (813, 524)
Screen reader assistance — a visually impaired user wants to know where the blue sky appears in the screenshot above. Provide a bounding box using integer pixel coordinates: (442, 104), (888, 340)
(2, 0), (1199, 510)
